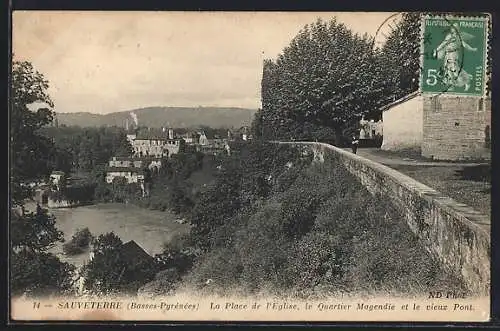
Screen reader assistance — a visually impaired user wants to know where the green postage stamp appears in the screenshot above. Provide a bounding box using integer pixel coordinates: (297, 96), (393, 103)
(420, 15), (489, 96)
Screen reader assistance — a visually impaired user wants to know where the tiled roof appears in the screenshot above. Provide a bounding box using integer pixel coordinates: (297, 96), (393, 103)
(135, 128), (180, 140)
(199, 131), (217, 140)
(135, 157), (163, 162)
(182, 132), (200, 138)
(111, 156), (137, 161)
(119, 240), (154, 266)
(380, 91), (421, 111)
(106, 167), (145, 173)
(110, 156), (163, 162)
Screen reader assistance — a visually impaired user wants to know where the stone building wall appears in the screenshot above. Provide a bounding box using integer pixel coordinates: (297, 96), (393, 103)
(422, 96), (491, 161)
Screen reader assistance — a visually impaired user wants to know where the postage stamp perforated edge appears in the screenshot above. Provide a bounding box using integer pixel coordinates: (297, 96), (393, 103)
(418, 13), (491, 98)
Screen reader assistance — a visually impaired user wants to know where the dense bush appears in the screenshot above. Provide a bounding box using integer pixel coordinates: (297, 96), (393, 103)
(62, 227), (94, 256)
(94, 151), (202, 214)
(11, 249), (76, 297)
(177, 146), (466, 298)
(82, 232), (161, 295)
(156, 234), (200, 274)
(39, 125), (133, 173)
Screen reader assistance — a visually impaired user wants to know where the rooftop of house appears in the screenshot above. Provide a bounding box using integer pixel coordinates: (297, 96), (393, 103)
(51, 171), (65, 176)
(200, 145), (227, 151)
(109, 156), (165, 165)
(110, 156), (138, 161)
(134, 128), (181, 140)
(180, 131), (200, 138)
(106, 167), (145, 173)
(380, 91), (421, 112)
(119, 240), (154, 266)
(200, 131), (216, 140)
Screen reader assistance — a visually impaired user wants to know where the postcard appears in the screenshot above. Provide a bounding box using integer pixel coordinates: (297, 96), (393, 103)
(9, 11), (491, 323)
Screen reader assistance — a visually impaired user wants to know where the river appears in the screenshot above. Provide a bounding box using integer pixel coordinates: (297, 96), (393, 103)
(37, 203), (189, 268)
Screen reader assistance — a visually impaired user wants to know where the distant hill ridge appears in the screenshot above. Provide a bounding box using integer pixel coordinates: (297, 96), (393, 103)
(56, 106), (257, 129)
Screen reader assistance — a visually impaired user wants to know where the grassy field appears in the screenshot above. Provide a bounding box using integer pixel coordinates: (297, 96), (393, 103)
(389, 164), (491, 216)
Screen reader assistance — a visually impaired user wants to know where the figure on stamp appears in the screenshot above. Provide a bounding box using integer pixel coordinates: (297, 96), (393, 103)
(433, 23), (477, 91)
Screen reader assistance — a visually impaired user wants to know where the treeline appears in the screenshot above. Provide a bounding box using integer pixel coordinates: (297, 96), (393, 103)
(170, 126), (230, 139)
(35, 125), (135, 205)
(39, 124), (225, 209)
(94, 149), (205, 214)
(39, 125), (133, 175)
(11, 60), (76, 297)
(254, 14), (420, 144)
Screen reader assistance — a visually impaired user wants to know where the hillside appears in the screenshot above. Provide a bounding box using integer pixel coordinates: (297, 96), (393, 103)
(134, 142), (465, 298)
(56, 107), (257, 129)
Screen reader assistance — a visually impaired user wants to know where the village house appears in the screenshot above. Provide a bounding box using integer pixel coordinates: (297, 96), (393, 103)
(105, 156), (164, 184)
(179, 131), (200, 145)
(195, 129), (233, 156)
(118, 240), (155, 266)
(78, 240), (155, 295)
(49, 170), (66, 190)
(199, 142), (230, 156)
(380, 92), (423, 152)
(359, 117), (383, 140)
(129, 128), (182, 158)
(380, 91), (491, 161)
(198, 131), (211, 146)
(88, 240), (154, 265)
(108, 156), (144, 169)
(108, 156), (163, 171)
(34, 187), (50, 205)
(239, 126), (251, 141)
(105, 167), (144, 184)
(126, 133), (137, 145)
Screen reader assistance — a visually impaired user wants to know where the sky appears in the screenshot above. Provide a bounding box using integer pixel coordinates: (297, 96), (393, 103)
(13, 11), (397, 114)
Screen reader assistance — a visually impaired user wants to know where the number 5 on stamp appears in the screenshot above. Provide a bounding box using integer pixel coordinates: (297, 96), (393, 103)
(420, 15), (489, 96)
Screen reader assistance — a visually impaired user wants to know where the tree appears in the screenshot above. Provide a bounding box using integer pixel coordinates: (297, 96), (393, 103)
(10, 61), (57, 204)
(10, 209), (76, 297)
(255, 14), (425, 143)
(38, 125), (134, 174)
(82, 232), (126, 294)
(374, 12), (421, 109)
(10, 61), (75, 297)
(170, 178), (193, 214)
(250, 110), (264, 140)
(189, 160), (243, 250)
(11, 249), (75, 297)
(11, 208), (64, 252)
(258, 19), (383, 144)
(63, 227), (94, 255)
(82, 232), (158, 295)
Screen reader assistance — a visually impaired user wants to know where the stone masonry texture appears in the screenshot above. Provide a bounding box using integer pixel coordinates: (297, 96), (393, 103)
(422, 96), (491, 161)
